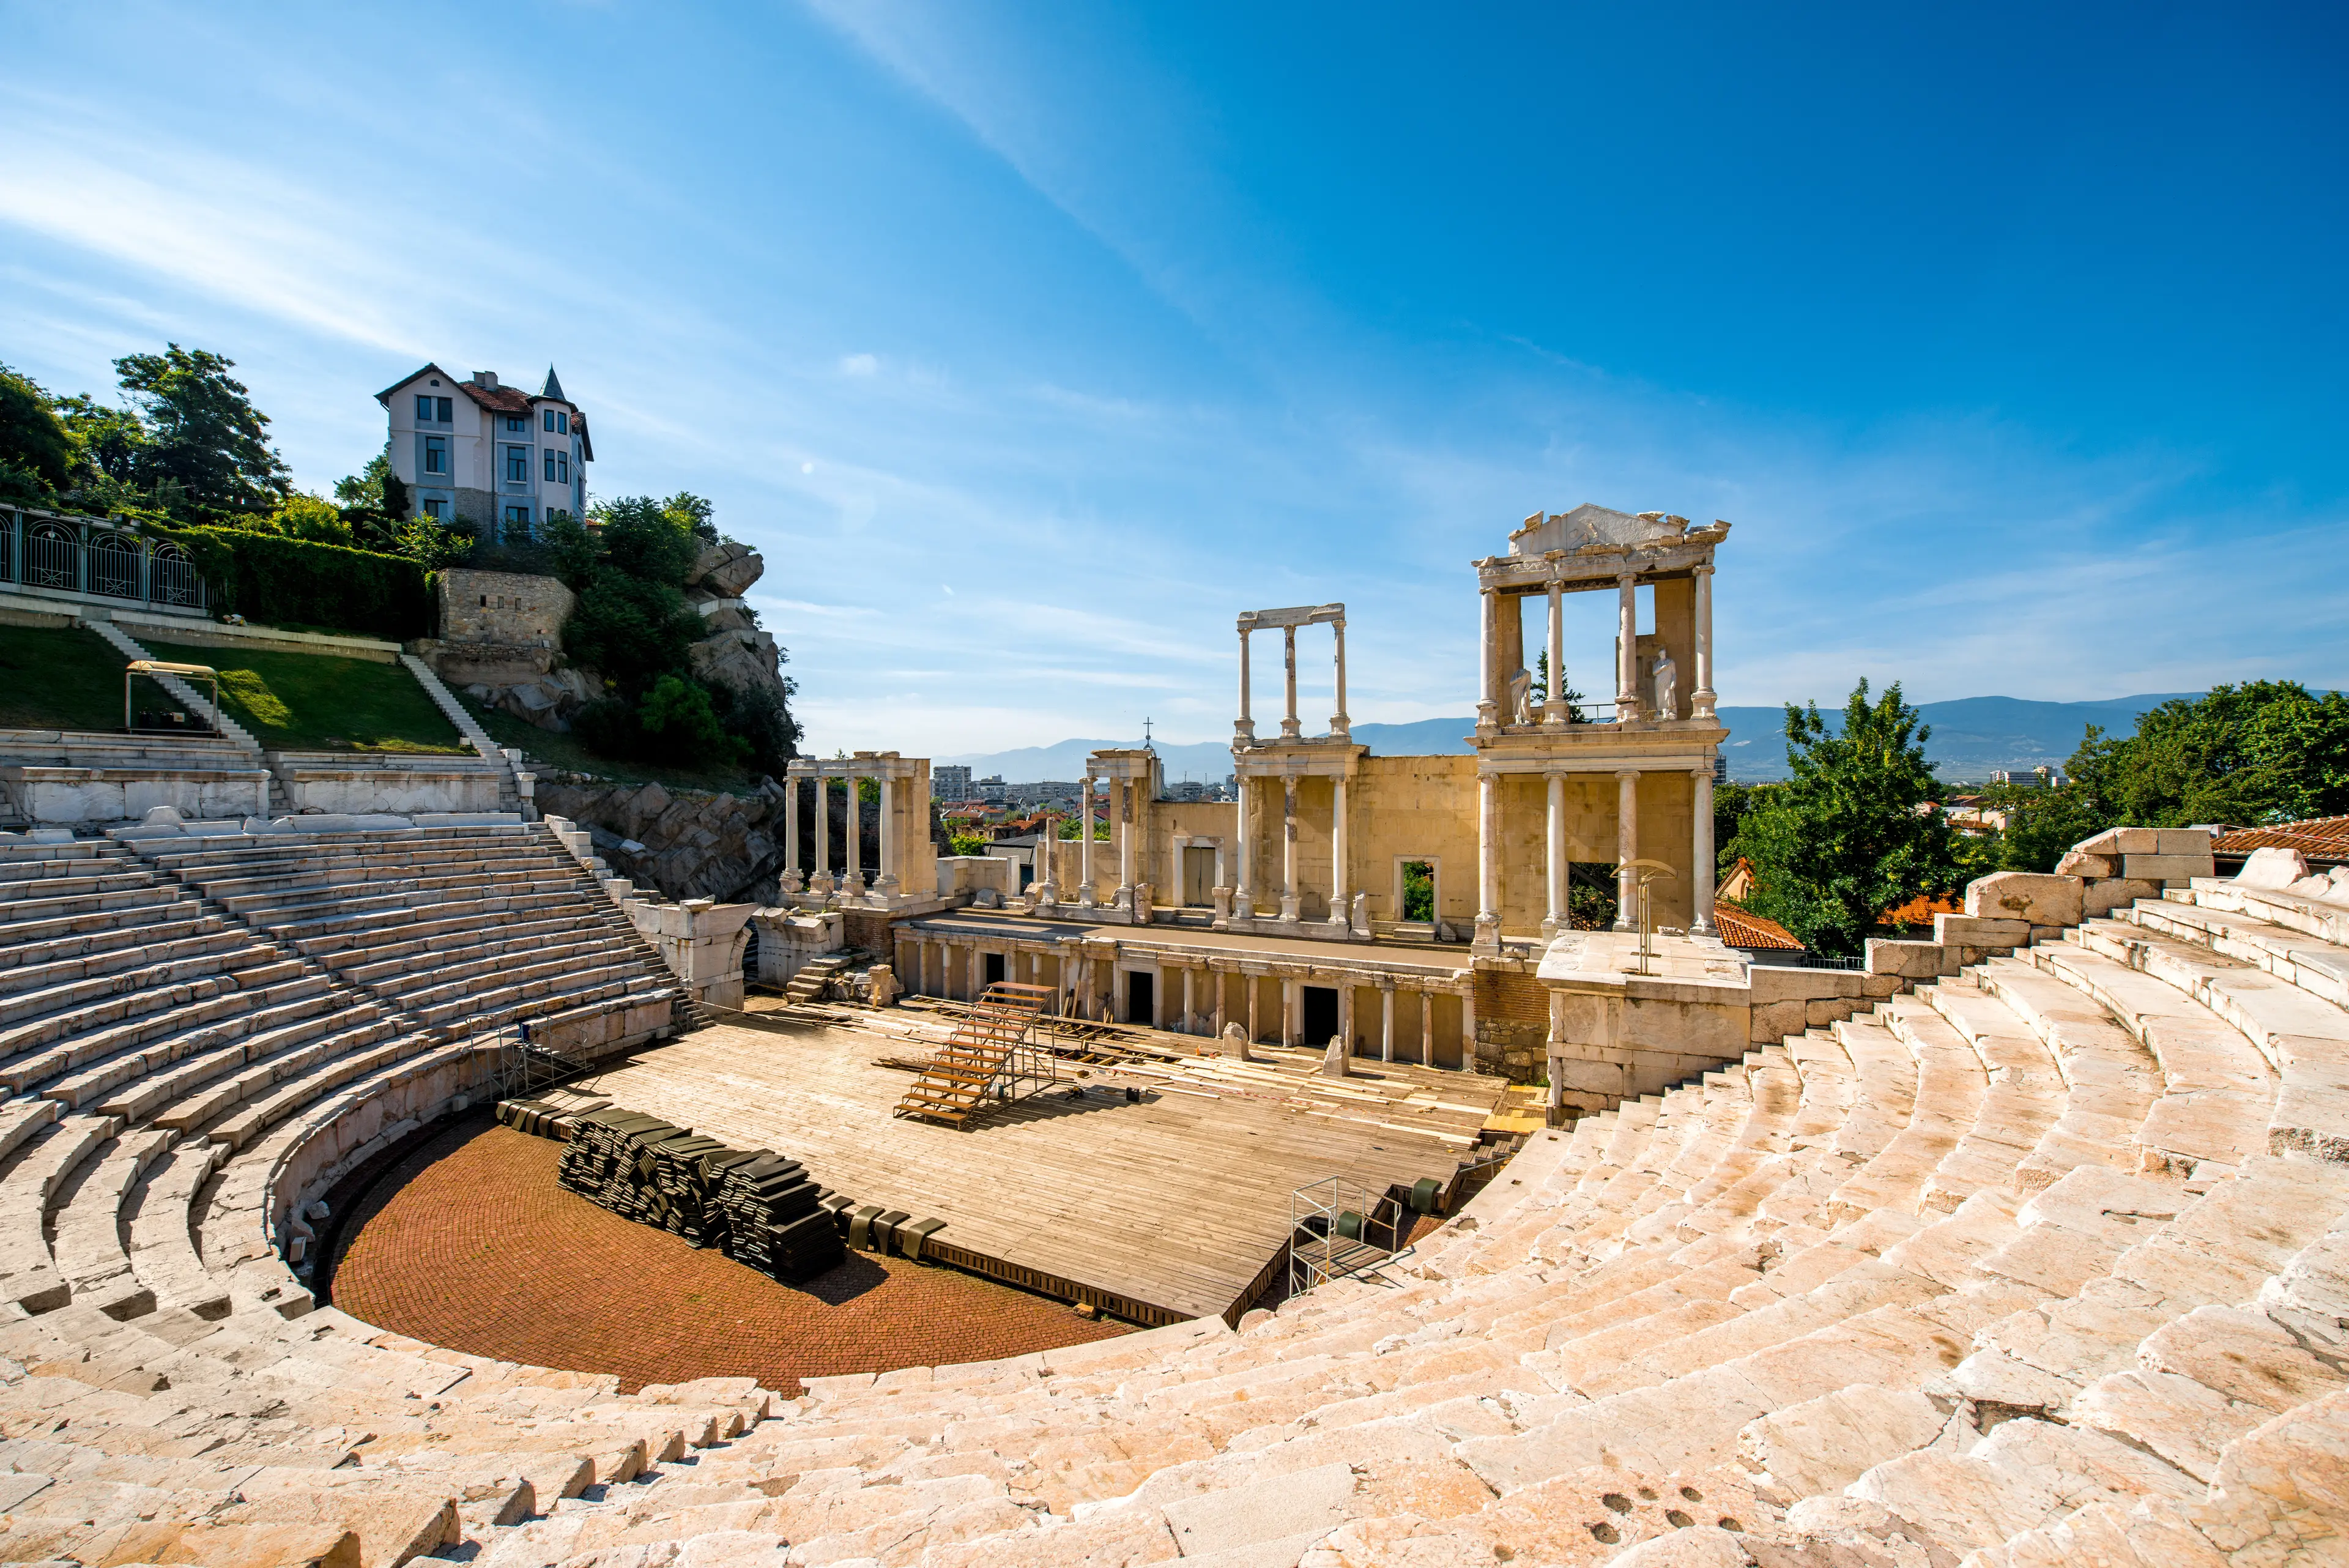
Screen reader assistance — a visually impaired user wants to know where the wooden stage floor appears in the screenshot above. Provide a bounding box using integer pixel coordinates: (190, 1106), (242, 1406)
(577, 1017), (1511, 1323)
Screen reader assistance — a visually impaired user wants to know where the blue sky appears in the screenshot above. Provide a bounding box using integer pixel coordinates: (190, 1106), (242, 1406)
(4, 2), (2343, 754)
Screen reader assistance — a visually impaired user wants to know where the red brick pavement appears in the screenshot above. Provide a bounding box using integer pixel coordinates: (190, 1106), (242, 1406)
(328, 1121), (1132, 1395)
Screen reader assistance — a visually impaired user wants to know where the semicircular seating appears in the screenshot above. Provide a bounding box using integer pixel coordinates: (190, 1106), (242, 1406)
(0, 820), (2342, 1567)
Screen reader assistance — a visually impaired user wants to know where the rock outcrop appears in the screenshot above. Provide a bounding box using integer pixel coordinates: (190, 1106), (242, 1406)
(535, 772), (903, 905)
(685, 543), (790, 711)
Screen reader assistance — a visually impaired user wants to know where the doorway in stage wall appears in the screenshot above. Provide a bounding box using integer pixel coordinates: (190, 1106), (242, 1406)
(1127, 970), (1156, 1027)
(984, 953), (1006, 986)
(1182, 845), (1217, 907)
(1301, 986), (1338, 1047)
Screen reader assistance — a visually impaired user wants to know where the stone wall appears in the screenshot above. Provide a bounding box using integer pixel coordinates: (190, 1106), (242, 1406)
(438, 568), (573, 650)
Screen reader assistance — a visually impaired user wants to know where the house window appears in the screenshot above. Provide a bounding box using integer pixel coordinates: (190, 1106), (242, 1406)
(502, 504), (533, 540)
(415, 395), (433, 422)
(505, 445), (530, 483)
(542, 410), (556, 432)
(423, 436), (448, 474)
(421, 499), (447, 519)
(544, 450), (568, 483)
(506, 415), (525, 433)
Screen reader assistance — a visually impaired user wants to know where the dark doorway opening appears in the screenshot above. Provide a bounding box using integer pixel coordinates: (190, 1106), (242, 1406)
(1127, 970), (1156, 1027)
(1301, 985), (1339, 1047)
(984, 952), (1006, 986)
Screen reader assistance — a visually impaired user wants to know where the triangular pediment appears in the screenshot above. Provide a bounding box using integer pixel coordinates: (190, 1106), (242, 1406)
(1510, 503), (1686, 555)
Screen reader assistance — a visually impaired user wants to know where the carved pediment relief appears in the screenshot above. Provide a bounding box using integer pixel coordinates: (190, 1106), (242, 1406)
(1510, 503), (1691, 556)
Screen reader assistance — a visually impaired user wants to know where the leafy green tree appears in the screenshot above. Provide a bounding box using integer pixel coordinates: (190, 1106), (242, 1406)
(1711, 780), (1771, 878)
(332, 453), (410, 552)
(638, 675), (747, 769)
(2069, 682), (2349, 828)
(1987, 781), (2110, 873)
(946, 829), (990, 857)
(110, 346), (290, 522)
(1726, 679), (1962, 956)
(562, 573), (702, 695)
(594, 495), (700, 586)
(0, 365), (78, 503)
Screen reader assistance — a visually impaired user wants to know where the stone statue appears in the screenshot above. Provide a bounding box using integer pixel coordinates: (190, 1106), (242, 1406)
(864, 963), (900, 1008)
(1507, 667), (1534, 726)
(1652, 648), (1679, 721)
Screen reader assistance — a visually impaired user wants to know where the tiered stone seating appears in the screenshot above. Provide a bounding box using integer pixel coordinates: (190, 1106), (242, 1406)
(0, 826), (762, 1565)
(131, 822), (681, 1053)
(0, 818), (2341, 1564)
(439, 860), (2342, 1567)
(0, 729), (271, 825)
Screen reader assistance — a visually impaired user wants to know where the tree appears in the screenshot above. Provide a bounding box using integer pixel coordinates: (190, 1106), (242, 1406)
(0, 365), (78, 504)
(1726, 678), (1962, 956)
(2068, 682), (2349, 828)
(1531, 652), (1589, 721)
(110, 345), (290, 522)
(1987, 781), (2110, 874)
(594, 494), (700, 586)
(333, 453), (407, 552)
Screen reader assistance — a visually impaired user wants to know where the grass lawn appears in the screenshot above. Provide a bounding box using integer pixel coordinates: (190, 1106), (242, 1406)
(0, 623), (162, 732)
(458, 692), (760, 793)
(141, 639), (467, 754)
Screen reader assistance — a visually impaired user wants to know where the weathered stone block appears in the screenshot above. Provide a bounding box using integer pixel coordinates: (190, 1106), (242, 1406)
(2123, 852), (2214, 883)
(1964, 872), (2084, 927)
(2236, 847), (2310, 890)
(2083, 877), (2162, 918)
(1865, 938), (1949, 979)
(1751, 999), (1808, 1042)
(1805, 998), (1854, 1027)
(2056, 850), (2118, 878)
(1935, 913), (2030, 947)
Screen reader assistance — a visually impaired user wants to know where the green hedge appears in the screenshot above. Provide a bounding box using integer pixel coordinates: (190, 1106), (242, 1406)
(161, 525), (434, 640)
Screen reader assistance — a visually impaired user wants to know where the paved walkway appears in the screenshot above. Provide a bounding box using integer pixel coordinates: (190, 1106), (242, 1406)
(327, 1121), (1132, 1395)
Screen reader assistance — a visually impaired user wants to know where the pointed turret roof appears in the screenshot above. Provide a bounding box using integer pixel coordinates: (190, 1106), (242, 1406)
(538, 365), (568, 403)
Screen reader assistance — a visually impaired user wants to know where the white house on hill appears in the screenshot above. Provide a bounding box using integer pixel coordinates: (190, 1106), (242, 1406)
(375, 364), (592, 540)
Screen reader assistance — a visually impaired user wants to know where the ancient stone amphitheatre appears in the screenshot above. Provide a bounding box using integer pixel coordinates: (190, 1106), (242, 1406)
(0, 515), (2343, 1567)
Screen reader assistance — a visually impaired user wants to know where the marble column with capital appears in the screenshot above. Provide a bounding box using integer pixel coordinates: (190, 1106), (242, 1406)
(1616, 572), (1641, 725)
(845, 773), (864, 899)
(1078, 774), (1097, 907)
(876, 775), (900, 894)
(1235, 624), (1255, 741)
(1330, 617), (1350, 738)
(1475, 587), (1499, 730)
(1278, 773), (1301, 923)
(1543, 770), (1567, 937)
(1543, 576), (1567, 726)
(1330, 776), (1349, 927)
(1474, 771), (1501, 951)
(1693, 764), (1717, 936)
(1280, 626), (1301, 738)
(1614, 768), (1639, 931)
(812, 775), (833, 897)
(1379, 982), (1395, 1063)
(781, 776), (803, 894)
(1692, 563), (1717, 721)
(1116, 778), (1135, 910)
(1233, 775), (1254, 918)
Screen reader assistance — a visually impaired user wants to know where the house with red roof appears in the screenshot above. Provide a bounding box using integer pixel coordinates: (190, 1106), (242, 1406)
(376, 363), (592, 540)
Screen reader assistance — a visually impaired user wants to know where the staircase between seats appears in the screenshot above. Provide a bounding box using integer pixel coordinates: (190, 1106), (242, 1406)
(892, 982), (1055, 1126)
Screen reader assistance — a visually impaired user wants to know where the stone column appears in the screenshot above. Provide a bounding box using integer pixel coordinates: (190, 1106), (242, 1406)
(1330, 776), (1349, 927)
(1246, 972), (1260, 1044)
(1692, 563), (1716, 720)
(1280, 625), (1301, 738)
(1033, 814), (1058, 905)
(1543, 769), (1567, 937)
(1421, 986), (1435, 1067)
(1236, 624), (1255, 741)
(1179, 967), (1193, 1035)
(1078, 775), (1097, 906)
(1693, 764), (1717, 937)
(970, 946), (982, 1001)
(1615, 768), (1639, 931)
(1211, 964), (1226, 1036)
(1330, 616), (1349, 738)
(1233, 775), (1254, 918)
(1116, 779), (1135, 910)
(814, 775), (833, 896)
(1616, 572), (1639, 724)
(1337, 982), (1354, 1057)
(1278, 773), (1301, 923)
(1379, 983), (1395, 1063)
(781, 776), (803, 894)
(1460, 987), (1477, 1072)
(1282, 978), (1298, 1046)
(876, 775), (899, 895)
(1543, 576), (1567, 726)
(1475, 587), (1498, 729)
(845, 773), (864, 898)
(1474, 771), (1500, 951)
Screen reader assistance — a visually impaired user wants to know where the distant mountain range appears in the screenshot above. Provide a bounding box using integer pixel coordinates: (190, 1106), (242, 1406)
(938, 694), (2203, 785)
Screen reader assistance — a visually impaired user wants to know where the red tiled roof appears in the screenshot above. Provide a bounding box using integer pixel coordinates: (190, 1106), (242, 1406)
(1713, 900), (1803, 951)
(459, 381), (533, 415)
(2212, 814), (2349, 864)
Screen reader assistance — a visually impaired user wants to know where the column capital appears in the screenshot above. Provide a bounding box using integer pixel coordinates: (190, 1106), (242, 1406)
(1615, 766), (1642, 781)
(1617, 570), (1638, 588)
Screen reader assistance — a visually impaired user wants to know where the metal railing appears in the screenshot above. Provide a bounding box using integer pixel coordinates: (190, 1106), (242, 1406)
(0, 510), (210, 613)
